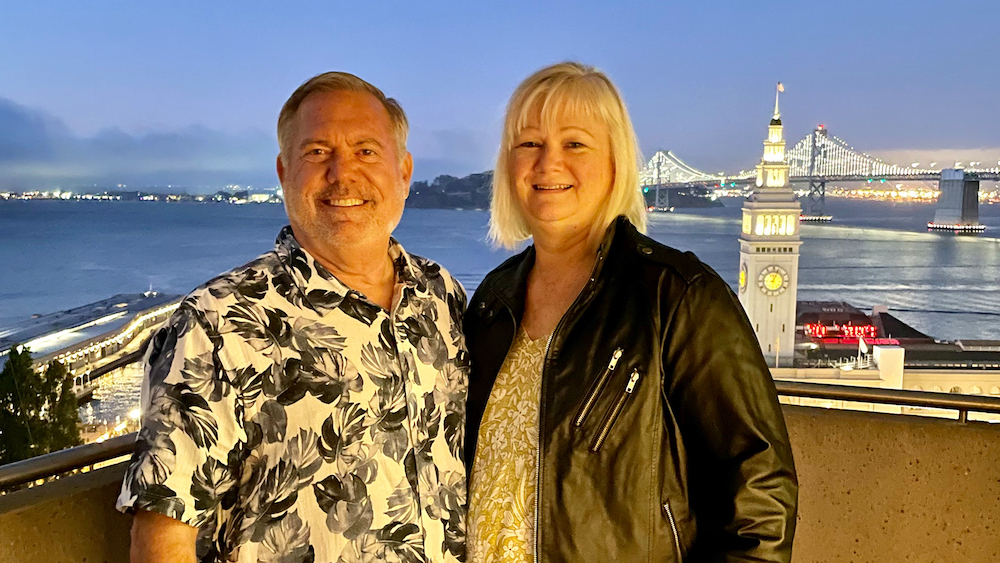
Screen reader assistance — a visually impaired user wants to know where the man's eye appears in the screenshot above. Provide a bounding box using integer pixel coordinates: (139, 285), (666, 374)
(359, 148), (376, 156)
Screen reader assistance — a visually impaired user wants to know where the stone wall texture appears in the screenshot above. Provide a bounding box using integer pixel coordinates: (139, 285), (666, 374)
(0, 405), (998, 562)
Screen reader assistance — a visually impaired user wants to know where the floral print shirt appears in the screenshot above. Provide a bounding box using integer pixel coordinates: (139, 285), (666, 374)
(468, 327), (546, 563)
(117, 226), (469, 563)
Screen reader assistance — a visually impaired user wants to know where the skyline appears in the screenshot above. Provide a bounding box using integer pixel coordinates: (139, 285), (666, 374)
(2, 1), (999, 190)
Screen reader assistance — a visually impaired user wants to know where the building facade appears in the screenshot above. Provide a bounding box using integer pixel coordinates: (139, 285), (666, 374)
(739, 85), (802, 367)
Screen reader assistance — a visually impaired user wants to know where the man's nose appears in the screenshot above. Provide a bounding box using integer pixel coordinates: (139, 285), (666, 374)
(325, 152), (350, 183)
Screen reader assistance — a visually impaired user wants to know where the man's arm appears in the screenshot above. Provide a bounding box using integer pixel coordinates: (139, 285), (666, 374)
(130, 509), (198, 563)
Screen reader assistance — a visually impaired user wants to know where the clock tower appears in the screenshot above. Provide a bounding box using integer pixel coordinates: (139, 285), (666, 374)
(738, 83), (802, 367)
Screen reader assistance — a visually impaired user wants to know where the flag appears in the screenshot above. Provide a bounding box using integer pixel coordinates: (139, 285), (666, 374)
(858, 337), (869, 355)
(777, 82), (784, 92)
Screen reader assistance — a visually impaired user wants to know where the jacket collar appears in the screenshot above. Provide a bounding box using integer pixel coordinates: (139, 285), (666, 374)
(474, 216), (631, 322)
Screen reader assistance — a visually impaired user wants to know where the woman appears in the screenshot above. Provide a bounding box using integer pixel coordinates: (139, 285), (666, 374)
(464, 62), (798, 563)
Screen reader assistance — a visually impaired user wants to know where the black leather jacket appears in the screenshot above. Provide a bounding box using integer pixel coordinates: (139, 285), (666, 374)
(465, 217), (797, 562)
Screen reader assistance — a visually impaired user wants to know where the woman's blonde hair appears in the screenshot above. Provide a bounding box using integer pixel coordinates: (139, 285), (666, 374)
(489, 62), (647, 249)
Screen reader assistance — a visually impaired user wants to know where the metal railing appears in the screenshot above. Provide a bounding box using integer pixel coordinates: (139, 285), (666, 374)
(0, 433), (136, 490)
(774, 380), (1000, 423)
(3, 381), (1000, 491)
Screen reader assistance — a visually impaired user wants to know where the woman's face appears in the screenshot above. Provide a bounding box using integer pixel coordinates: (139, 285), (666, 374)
(510, 105), (614, 239)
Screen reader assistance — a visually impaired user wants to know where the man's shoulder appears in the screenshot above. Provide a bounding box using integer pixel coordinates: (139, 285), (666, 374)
(404, 251), (467, 302)
(178, 250), (285, 319)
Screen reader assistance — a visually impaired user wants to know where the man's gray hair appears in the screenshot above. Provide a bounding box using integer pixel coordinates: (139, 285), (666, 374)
(277, 71), (409, 162)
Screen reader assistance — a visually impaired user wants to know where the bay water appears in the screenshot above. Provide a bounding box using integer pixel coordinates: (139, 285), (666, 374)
(1, 199), (998, 423)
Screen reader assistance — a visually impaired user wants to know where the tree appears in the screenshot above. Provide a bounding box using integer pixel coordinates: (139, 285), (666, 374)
(0, 346), (82, 465)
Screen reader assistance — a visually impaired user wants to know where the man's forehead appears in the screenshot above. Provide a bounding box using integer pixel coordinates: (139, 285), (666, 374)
(293, 90), (392, 136)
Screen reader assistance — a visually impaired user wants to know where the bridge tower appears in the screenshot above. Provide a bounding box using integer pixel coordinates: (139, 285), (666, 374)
(804, 125), (828, 217)
(929, 169), (983, 232)
(738, 83), (802, 367)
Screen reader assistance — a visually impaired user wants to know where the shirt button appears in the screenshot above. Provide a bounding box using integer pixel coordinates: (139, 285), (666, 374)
(477, 302), (486, 310)
(640, 246), (653, 255)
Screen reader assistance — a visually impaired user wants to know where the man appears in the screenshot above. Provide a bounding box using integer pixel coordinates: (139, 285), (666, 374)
(118, 72), (469, 563)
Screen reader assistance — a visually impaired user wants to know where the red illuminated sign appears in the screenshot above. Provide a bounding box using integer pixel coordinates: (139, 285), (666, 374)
(804, 323), (877, 339)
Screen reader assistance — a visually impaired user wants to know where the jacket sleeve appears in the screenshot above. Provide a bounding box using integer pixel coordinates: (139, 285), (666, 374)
(661, 271), (798, 563)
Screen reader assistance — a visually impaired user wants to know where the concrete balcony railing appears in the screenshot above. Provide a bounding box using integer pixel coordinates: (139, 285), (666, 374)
(1, 382), (999, 562)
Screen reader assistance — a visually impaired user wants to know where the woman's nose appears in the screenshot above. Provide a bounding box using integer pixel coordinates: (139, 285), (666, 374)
(534, 144), (563, 172)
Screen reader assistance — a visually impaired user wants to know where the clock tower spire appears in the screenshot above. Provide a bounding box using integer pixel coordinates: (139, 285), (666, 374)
(738, 82), (802, 367)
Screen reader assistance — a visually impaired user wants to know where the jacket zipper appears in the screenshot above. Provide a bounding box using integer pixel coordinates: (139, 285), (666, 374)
(534, 244), (607, 561)
(573, 348), (623, 427)
(663, 500), (683, 562)
(589, 369), (641, 452)
(534, 332), (553, 560)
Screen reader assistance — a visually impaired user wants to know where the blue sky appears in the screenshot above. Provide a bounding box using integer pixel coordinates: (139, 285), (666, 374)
(1, 0), (998, 190)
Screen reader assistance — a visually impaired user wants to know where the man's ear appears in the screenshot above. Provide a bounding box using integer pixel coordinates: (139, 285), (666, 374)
(276, 154), (286, 185)
(401, 152), (413, 198)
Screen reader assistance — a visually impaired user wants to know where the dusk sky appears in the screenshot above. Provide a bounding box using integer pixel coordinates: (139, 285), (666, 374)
(1, 0), (998, 191)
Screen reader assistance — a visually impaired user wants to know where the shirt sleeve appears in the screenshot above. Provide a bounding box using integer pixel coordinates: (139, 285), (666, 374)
(116, 304), (245, 529)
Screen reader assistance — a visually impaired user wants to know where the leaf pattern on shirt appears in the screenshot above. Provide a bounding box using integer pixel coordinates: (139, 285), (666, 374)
(117, 226), (468, 563)
(314, 473), (374, 539)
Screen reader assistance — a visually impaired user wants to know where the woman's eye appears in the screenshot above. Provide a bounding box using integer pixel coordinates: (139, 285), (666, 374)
(517, 141), (540, 148)
(566, 141), (585, 149)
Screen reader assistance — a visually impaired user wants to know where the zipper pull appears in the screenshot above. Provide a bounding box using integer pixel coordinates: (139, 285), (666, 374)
(574, 347), (626, 428)
(608, 348), (623, 371)
(625, 369), (640, 393)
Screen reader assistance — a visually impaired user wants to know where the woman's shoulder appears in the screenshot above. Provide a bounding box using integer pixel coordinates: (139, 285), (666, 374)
(615, 220), (720, 287)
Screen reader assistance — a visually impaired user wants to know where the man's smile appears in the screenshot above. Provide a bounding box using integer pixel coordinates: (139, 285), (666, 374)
(323, 197), (366, 207)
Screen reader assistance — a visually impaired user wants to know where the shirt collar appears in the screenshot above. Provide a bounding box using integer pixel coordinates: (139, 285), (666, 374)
(272, 225), (424, 315)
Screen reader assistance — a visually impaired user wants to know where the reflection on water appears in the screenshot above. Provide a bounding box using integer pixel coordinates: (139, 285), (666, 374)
(81, 363), (143, 425)
(8, 200), (987, 424)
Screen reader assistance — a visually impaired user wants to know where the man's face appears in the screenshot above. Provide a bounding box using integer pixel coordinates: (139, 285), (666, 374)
(277, 90), (412, 259)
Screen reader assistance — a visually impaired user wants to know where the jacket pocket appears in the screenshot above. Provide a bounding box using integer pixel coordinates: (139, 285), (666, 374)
(573, 347), (623, 427)
(662, 500), (684, 562)
(589, 369), (641, 452)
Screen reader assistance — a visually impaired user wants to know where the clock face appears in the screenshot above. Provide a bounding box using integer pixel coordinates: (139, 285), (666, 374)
(757, 265), (789, 296)
(739, 263), (748, 293)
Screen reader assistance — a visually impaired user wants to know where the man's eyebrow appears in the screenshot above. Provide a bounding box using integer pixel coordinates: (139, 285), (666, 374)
(353, 138), (385, 149)
(297, 137), (386, 149)
(298, 138), (331, 149)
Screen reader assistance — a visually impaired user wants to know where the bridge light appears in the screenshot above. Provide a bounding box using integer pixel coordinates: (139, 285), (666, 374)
(643, 187), (649, 193)
(880, 179), (886, 183)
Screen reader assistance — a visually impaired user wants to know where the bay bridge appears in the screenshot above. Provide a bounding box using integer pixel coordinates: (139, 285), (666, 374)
(641, 125), (1000, 219)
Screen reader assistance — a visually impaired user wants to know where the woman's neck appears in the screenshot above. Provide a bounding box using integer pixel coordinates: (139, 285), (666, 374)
(520, 224), (604, 340)
(531, 223), (602, 275)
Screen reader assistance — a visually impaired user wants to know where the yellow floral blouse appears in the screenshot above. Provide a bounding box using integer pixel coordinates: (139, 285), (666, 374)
(468, 327), (547, 563)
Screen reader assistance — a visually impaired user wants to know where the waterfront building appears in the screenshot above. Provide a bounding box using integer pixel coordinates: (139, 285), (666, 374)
(738, 84), (802, 367)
